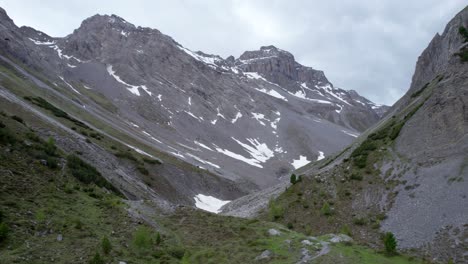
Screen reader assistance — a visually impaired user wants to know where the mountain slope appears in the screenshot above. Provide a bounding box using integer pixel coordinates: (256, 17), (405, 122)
(0, 8), (386, 198)
(258, 6), (468, 263)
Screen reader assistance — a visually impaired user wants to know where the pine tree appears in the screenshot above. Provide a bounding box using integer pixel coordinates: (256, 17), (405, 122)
(290, 174), (297, 184)
(383, 232), (397, 255)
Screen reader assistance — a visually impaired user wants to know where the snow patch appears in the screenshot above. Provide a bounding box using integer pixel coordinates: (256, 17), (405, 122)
(254, 88), (288, 101)
(107, 65), (152, 96)
(291, 155), (311, 169)
(317, 151), (325, 161)
(186, 153), (220, 169)
(58, 76), (81, 94)
(232, 111), (242, 123)
(177, 45), (221, 67)
(194, 194), (230, 214)
(342, 130), (359, 138)
(232, 137), (274, 164)
(194, 141), (213, 151)
(184, 111), (204, 122)
(252, 113), (267, 126)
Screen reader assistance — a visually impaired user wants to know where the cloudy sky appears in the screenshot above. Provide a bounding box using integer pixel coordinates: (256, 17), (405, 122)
(0, 0), (465, 105)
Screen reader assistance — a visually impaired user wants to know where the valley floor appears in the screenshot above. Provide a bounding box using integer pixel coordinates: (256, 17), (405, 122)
(0, 113), (425, 263)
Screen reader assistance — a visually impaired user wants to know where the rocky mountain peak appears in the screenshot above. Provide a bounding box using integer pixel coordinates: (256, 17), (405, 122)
(409, 6), (468, 94)
(235, 45), (330, 90)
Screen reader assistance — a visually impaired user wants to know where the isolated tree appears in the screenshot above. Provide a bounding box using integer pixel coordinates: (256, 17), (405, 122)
(383, 232), (397, 255)
(290, 174), (297, 184)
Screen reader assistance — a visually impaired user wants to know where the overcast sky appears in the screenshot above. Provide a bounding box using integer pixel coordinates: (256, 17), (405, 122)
(0, 0), (465, 105)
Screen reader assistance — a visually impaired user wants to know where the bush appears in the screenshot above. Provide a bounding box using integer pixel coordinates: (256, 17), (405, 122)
(101, 236), (112, 255)
(287, 222), (294, 229)
(46, 156), (59, 169)
(389, 122), (404, 140)
(67, 155), (120, 195)
(137, 166), (149, 175)
(340, 224), (352, 236)
(114, 150), (138, 162)
(132, 226), (153, 251)
(350, 173), (363, 181)
(89, 252), (104, 264)
(290, 174), (297, 184)
(10, 115), (24, 124)
(320, 202), (332, 216)
(268, 199), (284, 221)
(353, 155), (368, 169)
(0, 126), (16, 145)
(143, 157), (162, 165)
(459, 26), (468, 42)
(0, 222), (8, 243)
(383, 232), (397, 255)
(352, 217), (367, 226)
(167, 246), (186, 259)
(44, 137), (57, 156)
(156, 232), (162, 246)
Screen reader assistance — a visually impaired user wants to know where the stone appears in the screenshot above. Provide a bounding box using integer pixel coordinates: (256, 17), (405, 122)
(268, 228), (281, 236)
(255, 250), (272, 261)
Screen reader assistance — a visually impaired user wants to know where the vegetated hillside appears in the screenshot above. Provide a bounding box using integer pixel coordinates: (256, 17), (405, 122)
(262, 6), (468, 264)
(0, 6), (387, 196)
(0, 103), (424, 263)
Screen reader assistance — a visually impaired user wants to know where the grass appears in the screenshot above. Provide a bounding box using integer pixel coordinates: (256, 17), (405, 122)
(0, 114), (187, 264)
(315, 243), (424, 264)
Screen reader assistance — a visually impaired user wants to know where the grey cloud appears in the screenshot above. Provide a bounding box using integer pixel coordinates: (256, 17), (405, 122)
(0, 0), (465, 105)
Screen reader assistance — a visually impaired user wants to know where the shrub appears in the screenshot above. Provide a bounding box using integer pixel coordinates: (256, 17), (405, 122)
(287, 222), (294, 229)
(114, 150), (138, 162)
(137, 166), (149, 175)
(459, 26), (468, 42)
(10, 115), (24, 124)
(350, 173), (363, 181)
(167, 246), (186, 259)
(132, 226), (152, 250)
(352, 217), (367, 226)
(268, 199), (284, 221)
(0, 222), (8, 243)
(383, 232), (397, 255)
(46, 156), (59, 169)
(340, 224), (352, 236)
(101, 236), (112, 255)
(320, 202), (332, 216)
(89, 252), (104, 264)
(67, 155), (120, 195)
(156, 232), (162, 246)
(0, 126), (16, 145)
(389, 122), (404, 140)
(44, 137), (57, 156)
(353, 155), (368, 168)
(143, 157), (162, 165)
(290, 174), (297, 184)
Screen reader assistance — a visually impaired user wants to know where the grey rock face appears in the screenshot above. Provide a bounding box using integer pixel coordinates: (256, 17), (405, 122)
(0, 7), (386, 207)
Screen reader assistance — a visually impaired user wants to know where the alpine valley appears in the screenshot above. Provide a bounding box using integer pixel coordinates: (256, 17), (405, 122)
(0, 4), (466, 264)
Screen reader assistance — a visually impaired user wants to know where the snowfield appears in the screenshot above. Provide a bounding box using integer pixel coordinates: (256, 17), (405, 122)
(291, 155), (311, 169)
(194, 194), (230, 213)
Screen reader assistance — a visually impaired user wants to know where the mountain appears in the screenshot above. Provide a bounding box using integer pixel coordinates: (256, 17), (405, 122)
(247, 6), (468, 263)
(0, 7), (386, 204)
